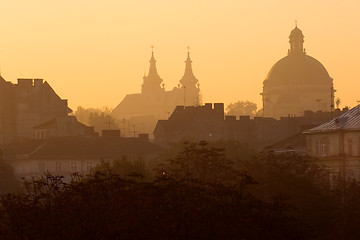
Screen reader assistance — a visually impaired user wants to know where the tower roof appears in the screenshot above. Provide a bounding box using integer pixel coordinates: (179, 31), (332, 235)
(179, 50), (198, 87)
(290, 26), (304, 38)
(141, 48), (163, 93)
(147, 50), (161, 80)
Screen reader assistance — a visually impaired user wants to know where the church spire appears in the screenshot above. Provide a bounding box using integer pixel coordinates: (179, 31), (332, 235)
(141, 46), (163, 94)
(180, 47), (198, 87)
(288, 23), (305, 55)
(147, 46), (161, 79)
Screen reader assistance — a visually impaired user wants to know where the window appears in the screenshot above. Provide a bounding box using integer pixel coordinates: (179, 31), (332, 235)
(316, 137), (330, 157)
(306, 137), (312, 153)
(348, 139), (353, 157)
(38, 162), (45, 172)
(55, 162), (62, 172)
(347, 170), (355, 179)
(86, 161), (93, 172)
(70, 161), (77, 172)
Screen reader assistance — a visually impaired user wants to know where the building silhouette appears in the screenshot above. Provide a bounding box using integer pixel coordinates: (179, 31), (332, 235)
(154, 103), (346, 149)
(0, 77), (73, 143)
(111, 50), (201, 136)
(261, 24), (335, 119)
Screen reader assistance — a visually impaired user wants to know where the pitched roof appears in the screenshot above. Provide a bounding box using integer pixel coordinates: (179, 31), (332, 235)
(2, 136), (163, 160)
(33, 116), (89, 129)
(304, 105), (360, 133)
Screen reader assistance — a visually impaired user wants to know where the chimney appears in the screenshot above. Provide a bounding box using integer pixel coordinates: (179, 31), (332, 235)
(17, 78), (33, 88)
(102, 129), (121, 137)
(33, 78), (43, 88)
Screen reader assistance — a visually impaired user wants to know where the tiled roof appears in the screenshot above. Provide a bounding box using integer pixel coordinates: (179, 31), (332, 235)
(304, 105), (360, 133)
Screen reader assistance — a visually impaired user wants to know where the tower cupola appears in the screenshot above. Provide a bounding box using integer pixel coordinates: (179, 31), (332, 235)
(179, 49), (198, 87)
(288, 23), (305, 55)
(141, 47), (163, 94)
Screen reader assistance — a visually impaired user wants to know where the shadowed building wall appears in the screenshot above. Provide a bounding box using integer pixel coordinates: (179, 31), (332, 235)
(0, 77), (72, 143)
(154, 103), (347, 150)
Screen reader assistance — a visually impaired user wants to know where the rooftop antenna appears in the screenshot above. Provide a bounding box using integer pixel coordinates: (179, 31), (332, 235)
(330, 87), (334, 117)
(132, 124), (136, 137)
(316, 99), (322, 112)
(107, 115), (111, 130)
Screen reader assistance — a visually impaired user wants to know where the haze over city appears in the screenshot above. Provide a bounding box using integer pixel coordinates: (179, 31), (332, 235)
(0, 0), (359, 109)
(3, 1), (360, 239)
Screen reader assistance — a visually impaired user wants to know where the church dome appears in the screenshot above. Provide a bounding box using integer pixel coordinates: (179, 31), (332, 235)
(264, 54), (331, 86)
(262, 25), (335, 119)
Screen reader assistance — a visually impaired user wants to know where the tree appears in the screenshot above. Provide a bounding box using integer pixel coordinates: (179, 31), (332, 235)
(0, 149), (21, 194)
(226, 100), (258, 117)
(92, 158), (152, 181)
(74, 106), (118, 133)
(0, 142), (303, 240)
(240, 151), (338, 238)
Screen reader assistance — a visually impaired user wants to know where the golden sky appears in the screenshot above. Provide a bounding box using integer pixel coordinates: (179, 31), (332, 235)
(0, 0), (359, 111)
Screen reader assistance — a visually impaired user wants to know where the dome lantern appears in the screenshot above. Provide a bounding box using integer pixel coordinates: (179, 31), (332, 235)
(289, 22), (305, 55)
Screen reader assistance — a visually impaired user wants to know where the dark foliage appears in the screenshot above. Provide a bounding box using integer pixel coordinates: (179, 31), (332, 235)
(0, 142), (304, 240)
(1, 142), (360, 239)
(0, 149), (21, 194)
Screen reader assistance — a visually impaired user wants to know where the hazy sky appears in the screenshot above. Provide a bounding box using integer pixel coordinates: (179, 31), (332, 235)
(0, 0), (359, 110)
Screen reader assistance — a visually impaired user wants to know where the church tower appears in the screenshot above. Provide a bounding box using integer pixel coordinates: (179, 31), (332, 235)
(141, 49), (164, 95)
(179, 49), (200, 106)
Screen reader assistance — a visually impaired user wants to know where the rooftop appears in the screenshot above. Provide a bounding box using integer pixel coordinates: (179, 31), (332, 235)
(304, 105), (360, 133)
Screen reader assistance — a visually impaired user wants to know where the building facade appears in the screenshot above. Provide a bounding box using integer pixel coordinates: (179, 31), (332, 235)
(261, 25), (335, 119)
(305, 105), (360, 180)
(0, 77), (72, 143)
(3, 135), (163, 179)
(33, 116), (94, 139)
